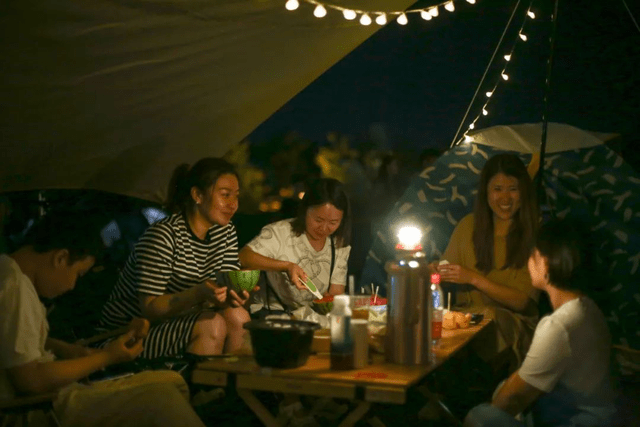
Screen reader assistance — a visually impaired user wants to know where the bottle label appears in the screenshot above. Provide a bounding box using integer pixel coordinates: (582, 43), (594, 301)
(330, 316), (353, 353)
(432, 320), (442, 340)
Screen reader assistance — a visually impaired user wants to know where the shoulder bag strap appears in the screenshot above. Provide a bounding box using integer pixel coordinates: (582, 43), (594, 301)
(329, 235), (335, 287)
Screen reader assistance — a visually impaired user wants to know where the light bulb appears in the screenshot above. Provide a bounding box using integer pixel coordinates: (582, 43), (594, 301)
(486, 91), (493, 97)
(464, 135), (474, 143)
(482, 108), (488, 116)
(504, 54), (511, 61)
(429, 7), (439, 17)
(519, 33), (528, 41)
(445, 1), (455, 12)
(397, 226), (422, 249)
(420, 11), (432, 20)
(527, 10), (536, 19)
(285, 0), (299, 11)
(397, 13), (408, 25)
(466, 0), (476, 3)
(501, 73), (509, 80)
(469, 123), (475, 130)
(313, 5), (327, 18)
(375, 13), (387, 25)
(360, 13), (372, 25)
(343, 9), (357, 20)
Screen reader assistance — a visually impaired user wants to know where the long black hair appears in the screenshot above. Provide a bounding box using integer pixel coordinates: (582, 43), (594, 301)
(473, 153), (538, 274)
(165, 158), (238, 214)
(291, 178), (351, 247)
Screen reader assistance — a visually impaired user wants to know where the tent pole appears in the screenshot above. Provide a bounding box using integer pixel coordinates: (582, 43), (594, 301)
(536, 0), (560, 208)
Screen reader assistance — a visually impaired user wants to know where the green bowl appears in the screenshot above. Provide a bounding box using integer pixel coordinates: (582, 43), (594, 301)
(227, 270), (260, 293)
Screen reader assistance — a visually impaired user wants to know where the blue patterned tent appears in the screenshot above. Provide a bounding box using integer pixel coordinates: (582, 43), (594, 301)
(362, 123), (640, 348)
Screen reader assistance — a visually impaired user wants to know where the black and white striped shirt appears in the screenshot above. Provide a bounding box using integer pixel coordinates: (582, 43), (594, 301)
(99, 213), (240, 330)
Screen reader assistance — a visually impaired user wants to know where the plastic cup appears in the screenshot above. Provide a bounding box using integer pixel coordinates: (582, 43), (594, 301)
(350, 295), (370, 321)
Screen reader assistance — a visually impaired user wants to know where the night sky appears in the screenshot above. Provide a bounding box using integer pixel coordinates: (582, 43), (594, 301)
(248, 0), (640, 151)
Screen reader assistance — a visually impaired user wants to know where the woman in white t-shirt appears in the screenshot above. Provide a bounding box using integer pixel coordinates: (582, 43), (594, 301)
(240, 178), (351, 316)
(464, 219), (617, 427)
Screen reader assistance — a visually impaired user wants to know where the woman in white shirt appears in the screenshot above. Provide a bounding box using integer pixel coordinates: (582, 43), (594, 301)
(239, 178), (351, 316)
(464, 219), (617, 427)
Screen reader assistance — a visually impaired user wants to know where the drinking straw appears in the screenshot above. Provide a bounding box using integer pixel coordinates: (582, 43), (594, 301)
(447, 292), (451, 312)
(373, 286), (379, 304)
(360, 286), (365, 294)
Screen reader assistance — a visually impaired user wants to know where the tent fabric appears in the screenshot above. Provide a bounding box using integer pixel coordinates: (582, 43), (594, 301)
(0, 0), (414, 202)
(363, 122), (639, 348)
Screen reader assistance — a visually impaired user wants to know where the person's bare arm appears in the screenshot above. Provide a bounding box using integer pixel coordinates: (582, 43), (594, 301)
(438, 264), (531, 312)
(239, 247), (307, 290)
(138, 281), (227, 322)
(45, 338), (95, 359)
(492, 371), (543, 416)
(8, 331), (143, 395)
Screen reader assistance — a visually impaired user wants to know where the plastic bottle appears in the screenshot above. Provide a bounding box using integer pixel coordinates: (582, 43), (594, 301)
(430, 273), (443, 346)
(330, 295), (354, 370)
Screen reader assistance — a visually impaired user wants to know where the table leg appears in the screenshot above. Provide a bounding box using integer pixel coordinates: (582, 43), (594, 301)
(338, 401), (372, 427)
(236, 388), (281, 427)
(417, 385), (462, 426)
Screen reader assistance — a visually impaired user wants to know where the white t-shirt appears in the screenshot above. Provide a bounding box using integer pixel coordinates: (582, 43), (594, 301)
(246, 219), (350, 312)
(519, 297), (616, 425)
(0, 254), (55, 400)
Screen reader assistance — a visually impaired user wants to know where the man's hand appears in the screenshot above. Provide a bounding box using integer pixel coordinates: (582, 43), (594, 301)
(197, 279), (228, 306)
(125, 318), (149, 346)
(286, 263), (308, 290)
(104, 330), (144, 364)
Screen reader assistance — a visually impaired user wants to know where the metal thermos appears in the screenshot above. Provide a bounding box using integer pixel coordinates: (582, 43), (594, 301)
(384, 250), (432, 365)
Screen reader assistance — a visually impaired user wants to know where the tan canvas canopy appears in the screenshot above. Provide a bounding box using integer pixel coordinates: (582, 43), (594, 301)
(0, 0), (414, 202)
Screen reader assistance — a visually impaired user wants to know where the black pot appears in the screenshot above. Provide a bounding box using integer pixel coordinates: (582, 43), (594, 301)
(244, 319), (321, 369)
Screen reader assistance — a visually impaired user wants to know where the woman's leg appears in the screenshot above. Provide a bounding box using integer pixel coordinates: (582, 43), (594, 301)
(187, 311), (226, 355)
(464, 403), (525, 427)
(220, 306), (250, 353)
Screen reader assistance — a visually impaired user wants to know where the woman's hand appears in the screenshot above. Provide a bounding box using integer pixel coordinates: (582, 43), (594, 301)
(197, 279), (228, 306)
(227, 286), (260, 308)
(437, 263), (479, 287)
(286, 262), (308, 290)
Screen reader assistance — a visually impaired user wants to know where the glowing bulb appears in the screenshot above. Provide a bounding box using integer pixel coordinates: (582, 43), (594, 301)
(285, 0), (299, 11)
(519, 33), (528, 41)
(429, 7), (439, 17)
(444, 1), (455, 12)
(466, 0), (476, 3)
(464, 135), (474, 143)
(504, 54), (511, 61)
(397, 226), (422, 249)
(469, 123), (475, 129)
(527, 10), (536, 19)
(343, 9), (357, 20)
(360, 13), (372, 25)
(486, 91), (493, 97)
(397, 13), (408, 25)
(420, 11), (432, 21)
(482, 108), (488, 116)
(501, 73), (509, 80)
(313, 5), (327, 18)
(375, 13), (387, 25)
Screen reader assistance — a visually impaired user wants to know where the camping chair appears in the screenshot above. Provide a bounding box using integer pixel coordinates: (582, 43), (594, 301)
(611, 344), (640, 427)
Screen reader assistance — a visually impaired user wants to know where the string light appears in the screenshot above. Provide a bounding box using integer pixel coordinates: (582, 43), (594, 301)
(313, 4), (327, 18)
(457, 5), (540, 145)
(343, 9), (356, 20)
(285, 0), (299, 11)
(376, 13), (387, 25)
(283, 0), (476, 25)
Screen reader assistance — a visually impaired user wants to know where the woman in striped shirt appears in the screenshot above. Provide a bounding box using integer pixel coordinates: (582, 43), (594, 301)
(98, 158), (254, 358)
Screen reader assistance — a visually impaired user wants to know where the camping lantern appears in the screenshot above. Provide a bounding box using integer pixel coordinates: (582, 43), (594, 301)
(384, 226), (432, 365)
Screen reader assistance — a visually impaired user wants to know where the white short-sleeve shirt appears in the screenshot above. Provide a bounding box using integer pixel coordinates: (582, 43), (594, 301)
(0, 255), (55, 400)
(519, 297), (616, 424)
(246, 219), (350, 312)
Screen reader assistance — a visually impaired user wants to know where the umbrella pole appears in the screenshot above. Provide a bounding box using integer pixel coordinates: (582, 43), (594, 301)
(537, 0), (561, 212)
